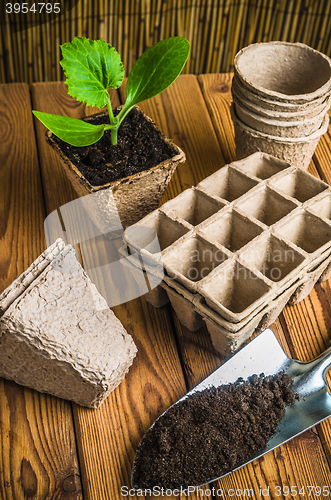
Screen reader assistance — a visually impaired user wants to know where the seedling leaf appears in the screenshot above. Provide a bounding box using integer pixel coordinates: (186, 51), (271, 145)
(60, 37), (124, 108)
(33, 111), (106, 147)
(124, 37), (190, 110)
(33, 36), (190, 146)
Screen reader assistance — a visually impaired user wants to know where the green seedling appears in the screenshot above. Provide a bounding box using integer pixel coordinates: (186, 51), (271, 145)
(33, 36), (190, 147)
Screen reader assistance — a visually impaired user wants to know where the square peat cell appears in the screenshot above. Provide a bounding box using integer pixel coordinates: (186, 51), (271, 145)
(126, 211), (190, 254)
(269, 169), (328, 203)
(236, 186), (297, 226)
(239, 234), (305, 283)
(309, 194), (331, 220)
(162, 235), (228, 291)
(197, 166), (258, 202)
(232, 153), (289, 180)
(199, 209), (263, 252)
(275, 210), (331, 254)
(162, 188), (223, 226)
(199, 260), (271, 319)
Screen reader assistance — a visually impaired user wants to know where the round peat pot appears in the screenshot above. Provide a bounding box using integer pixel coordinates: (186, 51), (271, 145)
(234, 42), (331, 104)
(231, 105), (329, 171)
(233, 100), (327, 138)
(231, 83), (331, 122)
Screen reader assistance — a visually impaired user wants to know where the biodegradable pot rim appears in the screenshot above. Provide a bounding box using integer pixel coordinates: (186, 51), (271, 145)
(232, 75), (331, 113)
(231, 105), (329, 144)
(232, 85), (331, 121)
(233, 101), (327, 138)
(234, 42), (331, 103)
(46, 106), (186, 195)
(233, 99), (327, 128)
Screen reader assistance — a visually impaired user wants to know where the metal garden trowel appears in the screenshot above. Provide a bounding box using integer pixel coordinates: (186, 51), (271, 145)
(132, 328), (331, 488)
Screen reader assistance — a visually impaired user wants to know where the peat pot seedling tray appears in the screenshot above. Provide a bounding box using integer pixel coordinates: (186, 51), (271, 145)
(123, 152), (331, 355)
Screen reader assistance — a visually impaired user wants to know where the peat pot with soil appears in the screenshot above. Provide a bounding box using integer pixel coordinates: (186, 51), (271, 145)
(33, 37), (190, 231)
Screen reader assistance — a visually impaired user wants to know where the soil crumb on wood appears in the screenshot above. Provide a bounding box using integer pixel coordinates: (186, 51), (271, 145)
(52, 107), (178, 186)
(132, 371), (298, 489)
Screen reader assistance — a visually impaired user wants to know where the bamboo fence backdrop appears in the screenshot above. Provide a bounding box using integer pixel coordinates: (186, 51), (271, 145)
(1, 0), (331, 84)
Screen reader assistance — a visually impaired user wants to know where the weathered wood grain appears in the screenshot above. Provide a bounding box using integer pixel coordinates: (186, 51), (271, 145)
(312, 124), (331, 466)
(198, 73), (236, 164)
(0, 83), (82, 499)
(5, 75), (331, 499)
(0, 84), (45, 291)
(31, 81), (209, 500)
(214, 429), (331, 497)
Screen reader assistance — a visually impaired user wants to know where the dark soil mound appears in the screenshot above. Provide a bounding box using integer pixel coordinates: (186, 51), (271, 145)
(53, 107), (178, 186)
(132, 371), (298, 489)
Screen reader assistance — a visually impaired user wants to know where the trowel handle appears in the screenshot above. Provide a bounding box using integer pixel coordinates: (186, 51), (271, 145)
(311, 344), (331, 380)
(295, 345), (331, 396)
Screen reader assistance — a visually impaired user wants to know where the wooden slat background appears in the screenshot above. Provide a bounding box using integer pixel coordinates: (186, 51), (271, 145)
(1, 0), (331, 84)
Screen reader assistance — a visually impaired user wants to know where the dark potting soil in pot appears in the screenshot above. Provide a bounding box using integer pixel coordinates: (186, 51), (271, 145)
(132, 371), (299, 489)
(52, 107), (179, 187)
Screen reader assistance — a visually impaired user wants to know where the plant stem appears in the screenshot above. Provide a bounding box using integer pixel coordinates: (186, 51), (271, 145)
(111, 127), (118, 145)
(107, 99), (118, 145)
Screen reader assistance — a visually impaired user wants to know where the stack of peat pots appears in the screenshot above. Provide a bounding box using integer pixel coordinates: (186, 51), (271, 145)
(231, 42), (331, 170)
(121, 153), (331, 356)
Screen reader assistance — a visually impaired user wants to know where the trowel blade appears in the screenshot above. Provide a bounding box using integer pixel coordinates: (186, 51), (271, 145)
(132, 328), (331, 487)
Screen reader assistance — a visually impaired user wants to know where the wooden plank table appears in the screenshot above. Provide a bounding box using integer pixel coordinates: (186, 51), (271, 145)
(1, 74), (331, 499)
